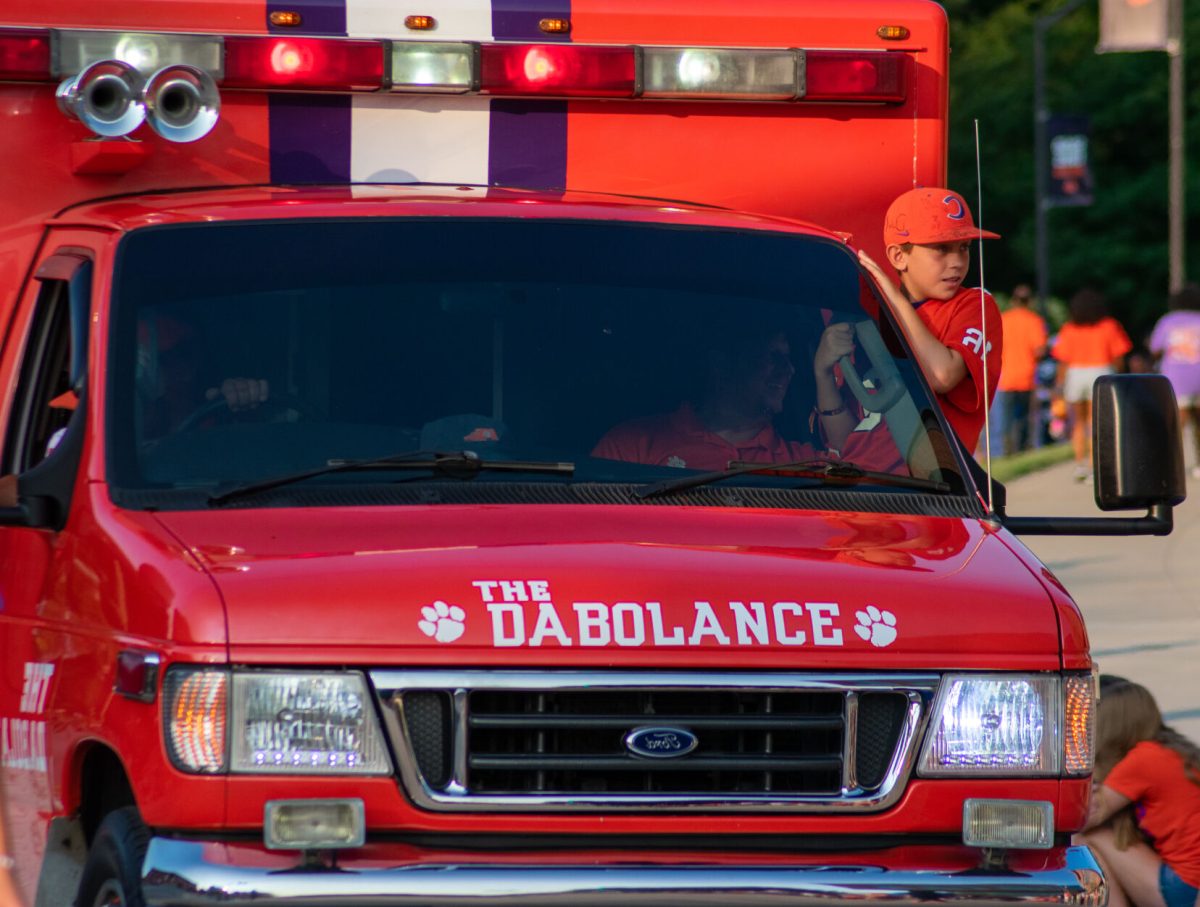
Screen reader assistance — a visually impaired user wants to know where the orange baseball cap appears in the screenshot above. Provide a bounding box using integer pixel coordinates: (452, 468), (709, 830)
(883, 188), (1000, 247)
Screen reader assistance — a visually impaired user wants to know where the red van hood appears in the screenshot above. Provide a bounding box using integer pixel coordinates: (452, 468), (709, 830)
(153, 506), (1059, 670)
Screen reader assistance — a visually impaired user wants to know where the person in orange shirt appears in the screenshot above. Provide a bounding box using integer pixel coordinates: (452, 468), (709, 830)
(1076, 678), (1200, 907)
(857, 187), (1003, 455)
(997, 284), (1047, 455)
(1052, 289), (1132, 481)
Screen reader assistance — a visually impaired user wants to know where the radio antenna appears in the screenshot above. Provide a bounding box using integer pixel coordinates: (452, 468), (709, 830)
(974, 118), (995, 515)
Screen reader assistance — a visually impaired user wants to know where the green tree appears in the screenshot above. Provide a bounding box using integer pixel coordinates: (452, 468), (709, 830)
(943, 0), (1200, 342)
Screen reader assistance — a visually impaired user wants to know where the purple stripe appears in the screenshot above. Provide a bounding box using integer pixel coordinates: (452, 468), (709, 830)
(492, 0), (572, 42)
(266, 0), (347, 182)
(488, 0), (571, 191)
(267, 0), (346, 35)
(488, 101), (567, 190)
(269, 95), (351, 183)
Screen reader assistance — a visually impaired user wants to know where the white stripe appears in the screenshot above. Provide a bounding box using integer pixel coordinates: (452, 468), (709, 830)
(346, 0), (495, 41)
(350, 96), (491, 185)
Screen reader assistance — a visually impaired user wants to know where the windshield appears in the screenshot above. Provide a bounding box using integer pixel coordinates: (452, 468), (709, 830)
(105, 218), (969, 509)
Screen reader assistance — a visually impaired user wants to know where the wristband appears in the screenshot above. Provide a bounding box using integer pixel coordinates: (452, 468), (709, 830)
(815, 403), (847, 417)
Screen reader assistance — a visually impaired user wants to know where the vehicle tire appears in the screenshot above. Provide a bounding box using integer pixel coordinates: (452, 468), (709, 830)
(74, 807), (149, 907)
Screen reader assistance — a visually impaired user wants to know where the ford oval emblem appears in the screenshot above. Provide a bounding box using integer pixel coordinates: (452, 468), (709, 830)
(624, 726), (699, 759)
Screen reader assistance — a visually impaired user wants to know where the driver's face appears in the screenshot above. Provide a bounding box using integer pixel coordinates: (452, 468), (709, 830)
(734, 332), (795, 416)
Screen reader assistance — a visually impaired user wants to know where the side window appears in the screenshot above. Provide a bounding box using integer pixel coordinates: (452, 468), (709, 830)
(2, 258), (90, 476)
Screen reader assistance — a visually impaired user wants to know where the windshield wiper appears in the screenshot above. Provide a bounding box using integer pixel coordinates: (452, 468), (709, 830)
(209, 450), (574, 506)
(634, 457), (950, 501)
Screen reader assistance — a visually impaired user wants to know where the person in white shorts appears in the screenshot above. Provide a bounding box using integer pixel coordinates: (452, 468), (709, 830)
(1052, 289), (1133, 481)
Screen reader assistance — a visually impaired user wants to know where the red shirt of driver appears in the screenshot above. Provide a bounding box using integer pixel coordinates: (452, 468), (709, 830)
(592, 402), (814, 470)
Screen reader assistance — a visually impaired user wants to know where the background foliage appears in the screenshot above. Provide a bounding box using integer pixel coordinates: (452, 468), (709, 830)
(941, 0), (1200, 344)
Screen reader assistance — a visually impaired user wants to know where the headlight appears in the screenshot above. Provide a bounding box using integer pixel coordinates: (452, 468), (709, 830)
(918, 674), (1060, 776)
(164, 668), (392, 775)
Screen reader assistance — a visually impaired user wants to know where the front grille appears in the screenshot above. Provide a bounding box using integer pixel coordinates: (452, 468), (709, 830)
(469, 688), (844, 795)
(377, 671), (935, 812)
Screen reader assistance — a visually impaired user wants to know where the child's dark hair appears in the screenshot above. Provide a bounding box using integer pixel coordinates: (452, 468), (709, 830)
(1168, 283), (1200, 312)
(1068, 288), (1108, 326)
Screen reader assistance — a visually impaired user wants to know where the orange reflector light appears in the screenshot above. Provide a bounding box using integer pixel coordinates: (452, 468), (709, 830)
(539, 18), (571, 35)
(480, 44), (635, 97)
(223, 36), (385, 90)
(804, 50), (905, 102)
(877, 25), (910, 41)
(269, 11), (303, 27)
(165, 669), (227, 772)
(0, 28), (51, 80)
(405, 15), (437, 31)
(1064, 674), (1095, 775)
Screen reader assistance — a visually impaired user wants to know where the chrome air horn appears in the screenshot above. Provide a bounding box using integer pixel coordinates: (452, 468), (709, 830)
(56, 59), (146, 137)
(143, 64), (220, 143)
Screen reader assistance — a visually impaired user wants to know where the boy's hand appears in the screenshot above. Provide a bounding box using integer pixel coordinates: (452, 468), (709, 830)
(857, 249), (909, 312)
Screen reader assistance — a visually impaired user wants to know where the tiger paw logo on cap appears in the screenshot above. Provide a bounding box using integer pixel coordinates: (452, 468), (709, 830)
(883, 187), (1000, 247)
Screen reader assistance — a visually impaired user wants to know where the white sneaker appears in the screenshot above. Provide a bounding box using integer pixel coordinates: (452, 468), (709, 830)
(1191, 466), (1200, 480)
(1072, 465), (1090, 483)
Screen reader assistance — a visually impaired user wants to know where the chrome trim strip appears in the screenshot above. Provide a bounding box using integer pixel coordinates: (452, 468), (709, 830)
(372, 670), (941, 691)
(142, 839), (1107, 907)
(842, 691), (858, 793)
(372, 671), (938, 813)
(448, 687), (469, 797)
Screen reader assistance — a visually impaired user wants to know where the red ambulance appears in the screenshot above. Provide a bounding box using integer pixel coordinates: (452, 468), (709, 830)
(0, 2), (1187, 906)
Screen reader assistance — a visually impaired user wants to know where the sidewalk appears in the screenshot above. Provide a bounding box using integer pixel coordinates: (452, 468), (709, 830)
(1003, 460), (1200, 741)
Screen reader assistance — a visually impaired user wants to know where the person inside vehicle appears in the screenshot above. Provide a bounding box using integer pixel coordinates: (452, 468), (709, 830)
(592, 320), (859, 471)
(137, 313), (270, 440)
(0, 314), (268, 508)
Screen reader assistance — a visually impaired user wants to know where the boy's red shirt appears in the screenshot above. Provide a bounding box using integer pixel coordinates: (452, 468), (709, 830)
(911, 286), (1003, 453)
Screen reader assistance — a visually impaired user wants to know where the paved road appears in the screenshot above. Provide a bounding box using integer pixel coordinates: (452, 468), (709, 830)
(1004, 458), (1200, 741)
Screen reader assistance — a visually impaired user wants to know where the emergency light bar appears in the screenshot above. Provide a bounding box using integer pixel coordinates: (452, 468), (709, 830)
(1, 26), (908, 141)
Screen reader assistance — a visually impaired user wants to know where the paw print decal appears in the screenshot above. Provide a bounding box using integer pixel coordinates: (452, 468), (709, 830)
(854, 606), (898, 648)
(418, 600), (466, 643)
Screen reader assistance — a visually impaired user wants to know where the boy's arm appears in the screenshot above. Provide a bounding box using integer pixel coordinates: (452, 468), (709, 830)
(858, 250), (967, 394)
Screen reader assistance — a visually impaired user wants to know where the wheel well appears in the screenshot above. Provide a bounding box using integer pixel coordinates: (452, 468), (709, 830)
(78, 746), (136, 846)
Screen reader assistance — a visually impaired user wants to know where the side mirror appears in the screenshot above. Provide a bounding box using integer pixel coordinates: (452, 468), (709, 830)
(1093, 374), (1186, 511)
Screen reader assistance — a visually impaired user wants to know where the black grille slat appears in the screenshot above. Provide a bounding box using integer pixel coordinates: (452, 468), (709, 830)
(470, 756), (843, 771)
(470, 715), (844, 731)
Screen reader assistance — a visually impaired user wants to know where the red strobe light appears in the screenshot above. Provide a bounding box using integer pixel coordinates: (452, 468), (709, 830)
(0, 28), (51, 81)
(223, 36), (384, 90)
(480, 44), (634, 98)
(804, 51), (905, 103)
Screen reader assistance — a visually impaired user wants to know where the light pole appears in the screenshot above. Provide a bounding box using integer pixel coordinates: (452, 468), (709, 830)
(1167, 0), (1185, 292)
(1033, 0), (1088, 316)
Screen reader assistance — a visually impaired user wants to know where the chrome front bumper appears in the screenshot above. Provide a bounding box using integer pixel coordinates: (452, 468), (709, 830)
(142, 839), (1106, 906)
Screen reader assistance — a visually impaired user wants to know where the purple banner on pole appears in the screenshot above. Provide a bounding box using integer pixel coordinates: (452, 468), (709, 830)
(269, 95), (352, 183)
(267, 0), (346, 35)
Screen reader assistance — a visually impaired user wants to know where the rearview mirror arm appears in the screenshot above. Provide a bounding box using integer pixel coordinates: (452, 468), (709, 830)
(1000, 502), (1173, 537)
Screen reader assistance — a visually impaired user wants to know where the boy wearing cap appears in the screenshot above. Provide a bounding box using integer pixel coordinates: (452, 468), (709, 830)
(857, 187), (1003, 454)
